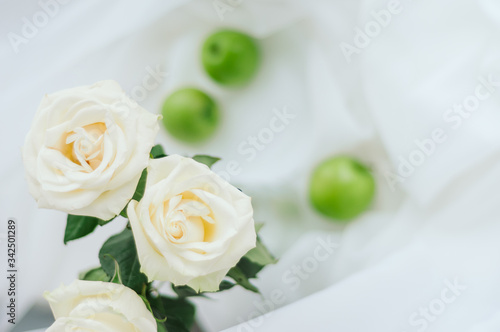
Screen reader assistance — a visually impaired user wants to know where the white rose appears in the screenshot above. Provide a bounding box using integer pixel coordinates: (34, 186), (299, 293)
(44, 280), (156, 331)
(128, 155), (256, 292)
(23, 80), (159, 220)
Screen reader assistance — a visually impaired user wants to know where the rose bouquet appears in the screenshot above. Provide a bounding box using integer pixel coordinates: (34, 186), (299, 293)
(23, 80), (275, 331)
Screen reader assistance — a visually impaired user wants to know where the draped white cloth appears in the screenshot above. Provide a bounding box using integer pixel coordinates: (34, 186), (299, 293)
(2, 0), (500, 331)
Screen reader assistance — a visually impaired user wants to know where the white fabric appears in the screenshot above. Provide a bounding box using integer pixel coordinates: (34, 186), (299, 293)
(2, 0), (500, 331)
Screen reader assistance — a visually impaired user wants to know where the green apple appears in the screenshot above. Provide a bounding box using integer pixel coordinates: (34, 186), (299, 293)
(309, 156), (375, 221)
(201, 29), (260, 86)
(161, 88), (219, 143)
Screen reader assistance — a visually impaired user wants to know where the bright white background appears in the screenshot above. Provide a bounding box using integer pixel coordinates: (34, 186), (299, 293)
(2, 0), (500, 331)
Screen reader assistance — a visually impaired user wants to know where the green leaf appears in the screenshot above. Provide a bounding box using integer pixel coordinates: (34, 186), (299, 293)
(172, 279), (236, 297)
(147, 293), (195, 332)
(106, 254), (124, 284)
(146, 291), (167, 322)
(245, 237), (277, 266)
(119, 169), (148, 218)
(157, 322), (168, 332)
(236, 256), (265, 279)
(119, 207), (128, 218)
(224, 250), (274, 293)
(132, 169), (148, 202)
(63, 214), (116, 244)
(97, 217), (116, 226)
(192, 155), (220, 168)
(172, 285), (205, 298)
(227, 265), (259, 293)
(64, 215), (101, 244)
(255, 222), (264, 233)
(162, 297), (196, 331)
(79, 267), (110, 282)
(219, 223), (275, 294)
(150, 144), (167, 159)
(219, 280), (236, 291)
(98, 227), (147, 292)
(165, 320), (189, 332)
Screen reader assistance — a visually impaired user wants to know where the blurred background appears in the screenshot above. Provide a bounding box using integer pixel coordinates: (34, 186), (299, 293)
(2, 0), (500, 331)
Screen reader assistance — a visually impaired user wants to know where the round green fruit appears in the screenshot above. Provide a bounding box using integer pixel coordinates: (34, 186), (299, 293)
(309, 156), (375, 221)
(161, 88), (219, 143)
(201, 29), (260, 86)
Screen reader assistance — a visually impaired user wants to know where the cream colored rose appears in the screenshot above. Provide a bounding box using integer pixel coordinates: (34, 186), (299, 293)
(128, 155), (256, 292)
(44, 280), (156, 331)
(23, 80), (159, 220)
